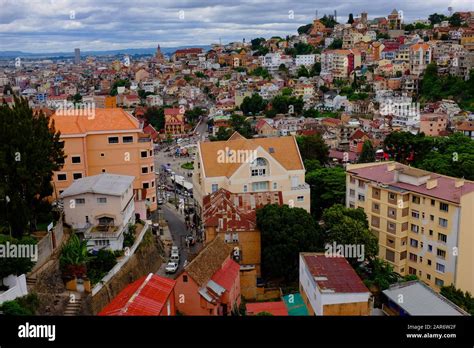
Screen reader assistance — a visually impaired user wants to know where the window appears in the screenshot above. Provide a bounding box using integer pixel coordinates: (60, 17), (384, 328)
(211, 184), (218, 193)
(75, 198), (85, 204)
(71, 156), (81, 164)
(411, 210), (419, 219)
(427, 259), (432, 266)
(439, 218), (448, 228)
(435, 278), (444, 287)
(431, 199), (435, 206)
(252, 181), (269, 191)
(429, 229), (433, 236)
(140, 150), (148, 158)
(350, 177), (356, 184)
(386, 249), (395, 262)
(436, 263), (445, 273)
(73, 173), (82, 180)
(372, 203), (380, 212)
(183, 275), (188, 283)
(108, 136), (119, 144)
(141, 167), (149, 174)
(250, 157), (268, 177)
(388, 192), (396, 200)
(273, 182), (277, 190)
(409, 253), (418, 262)
(408, 267), (417, 275)
(251, 168), (266, 176)
(410, 224), (419, 233)
(358, 194), (365, 202)
(439, 202), (449, 212)
(349, 189), (355, 197)
(387, 222), (396, 233)
(123, 136), (133, 143)
(438, 233), (447, 243)
(151, 181), (155, 188)
(372, 188), (380, 199)
(57, 173), (67, 181)
(243, 185), (248, 193)
(297, 196), (304, 202)
(412, 195), (420, 204)
(150, 165), (154, 172)
(358, 180), (365, 188)
(143, 182), (149, 189)
(388, 207), (396, 218)
(102, 169), (106, 173)
(224, 233), (231, 243)
(371, 216), (380, 228)
(97, 197), (107, 204)
(410, 238), (418, 248)
(428, 245), (433, 252)
(149, 150), (152, 157)
(437, 248), (446, 259)
(100, 153), (105, 157)
(232, 233), (239, 242)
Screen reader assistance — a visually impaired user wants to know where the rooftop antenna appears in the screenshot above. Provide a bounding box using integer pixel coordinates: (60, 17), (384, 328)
(315, 10), (318, 19)
(334, 10), (337, 22)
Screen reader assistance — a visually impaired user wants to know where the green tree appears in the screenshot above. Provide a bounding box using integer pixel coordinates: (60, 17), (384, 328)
(296, 134), (329, 164)
(321, 205), (378, 264)
(449, 13), (463, 27)
(328, 38), (343, 49)
(358, 140), (376, 163)
(428, 13), (448, 26)
(440, 285), (474, 315)
(240, 93), (266, 115)
(257, 204), (323, 281)
(310, 62), (321, 76)
(348, 13), (354, 24)
(110, 79), (130, 96)
(0, 97), (65, 237)
(320, 15), (338, 28)
(297, 65), (310, 78)
(184, 107), (204, 123)
(0, 235), (37, 280)
(59, 234), (90, 278)
(306, 167), (346, 219)
(251, 67), (271, 79)
(72, 93), (82, 105)
(210, 127), (232, 141)
(143, 106), (165, 131)
(297, 23), (312, 35)
(230, 114), (253, 138)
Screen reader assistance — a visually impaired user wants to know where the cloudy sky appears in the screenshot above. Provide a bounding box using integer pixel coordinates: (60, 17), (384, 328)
(0, 0), (472, 53)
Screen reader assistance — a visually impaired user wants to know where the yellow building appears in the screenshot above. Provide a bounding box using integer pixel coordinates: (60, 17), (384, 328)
(51, 108), (157, 212)
(346, 162), (474, 293)
(193, 132), (310, 214)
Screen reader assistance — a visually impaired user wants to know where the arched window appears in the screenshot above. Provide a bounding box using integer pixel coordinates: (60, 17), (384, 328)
(250, 157), (268, 177)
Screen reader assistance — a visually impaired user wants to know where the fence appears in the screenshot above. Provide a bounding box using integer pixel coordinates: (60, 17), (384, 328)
(0, 274), (28, 304)
(32, 219), (64, 272)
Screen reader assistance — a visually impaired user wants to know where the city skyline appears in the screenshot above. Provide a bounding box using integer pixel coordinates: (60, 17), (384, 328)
(0, 0), (473, 53)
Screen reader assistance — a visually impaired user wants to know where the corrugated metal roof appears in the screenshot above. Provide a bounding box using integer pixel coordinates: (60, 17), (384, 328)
(383, 281), (469, 316)
(60, 173), (134, 197)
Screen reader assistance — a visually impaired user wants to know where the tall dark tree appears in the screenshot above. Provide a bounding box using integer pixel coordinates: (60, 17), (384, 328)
(143, 106), (165, 131)
(240, 93), (266, 115)
(0, 97), (65, 237)
(296, 133), (329, 164)
(358, 140), (376, 163)
(348, 13), (354, 24)
(257, 204), (323, 281)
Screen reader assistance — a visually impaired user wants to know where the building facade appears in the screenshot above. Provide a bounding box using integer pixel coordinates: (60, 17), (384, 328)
(346, 162), (474, 293)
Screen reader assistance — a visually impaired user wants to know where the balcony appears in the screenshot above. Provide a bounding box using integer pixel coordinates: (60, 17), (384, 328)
(83, 223), (124, 239)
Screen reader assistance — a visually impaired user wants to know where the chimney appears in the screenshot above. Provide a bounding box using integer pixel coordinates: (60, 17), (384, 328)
(426, 178), (438, 189)
(455, 178), (465, 188)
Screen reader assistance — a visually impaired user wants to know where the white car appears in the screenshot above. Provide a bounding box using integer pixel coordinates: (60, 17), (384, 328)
(165, 262), (178, 274)
(171, 246), (179, 256)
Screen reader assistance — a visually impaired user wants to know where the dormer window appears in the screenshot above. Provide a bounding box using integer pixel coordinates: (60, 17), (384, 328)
(250, 157), (268, 177)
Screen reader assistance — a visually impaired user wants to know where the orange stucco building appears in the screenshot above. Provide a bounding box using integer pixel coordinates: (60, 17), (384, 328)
(51, 108), (157, 212)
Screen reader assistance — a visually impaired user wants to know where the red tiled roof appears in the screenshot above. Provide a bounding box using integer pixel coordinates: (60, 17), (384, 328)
(246, 301), (289, 316)
(164, 107), (184, 116)
(302, 254), (369, 293)
(211, 258), (240, 292)
(98, 274), (175, 316)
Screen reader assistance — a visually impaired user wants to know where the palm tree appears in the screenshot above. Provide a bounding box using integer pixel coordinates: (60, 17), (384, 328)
(59, 234), (90, 278)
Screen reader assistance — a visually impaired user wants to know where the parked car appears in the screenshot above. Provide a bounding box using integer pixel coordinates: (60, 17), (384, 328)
(170, 254), (180, 263)
(158, 198), (164, 205)
(165, 262), (178, 274)
(171, 246), (179, 256)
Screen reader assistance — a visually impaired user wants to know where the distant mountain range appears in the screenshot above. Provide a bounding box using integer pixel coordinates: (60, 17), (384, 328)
(0, 45), (212, 58)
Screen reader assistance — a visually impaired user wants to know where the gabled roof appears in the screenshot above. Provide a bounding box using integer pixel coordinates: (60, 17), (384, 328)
(184, 237), (233, 287)
(99, 273), (175, 316)
(198, 133), (304, 178)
